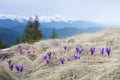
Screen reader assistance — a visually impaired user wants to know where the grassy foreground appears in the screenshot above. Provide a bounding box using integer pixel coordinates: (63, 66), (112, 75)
(0, 28), (120, 80)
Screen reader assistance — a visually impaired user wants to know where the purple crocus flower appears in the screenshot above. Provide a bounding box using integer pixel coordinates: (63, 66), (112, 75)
(0, 54), (2, 59)
(74, 53), (80, 59)
(100, 48), (104, 55)
(75, 47), (83, 53)
(16, 65), (24, 72)
(47, 52), (51, 57)
(45, 58), (50, 64)
(9, 63), (13, 71)
(18, 45), (23, 54)
(79, 48), (83, 53)
(42, 54), (47, 60)
(90, 47), (95, 55)
(106, 47), (111, 56)
(60, 57), (65, 64)
(7, 59), (12, 65)
(63, 46), (67, 50)
(75, 46), (79, 52)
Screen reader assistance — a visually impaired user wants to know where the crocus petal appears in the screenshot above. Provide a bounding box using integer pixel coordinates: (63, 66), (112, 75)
(90, 47), (95, 55)
(16, 66), (19, 72)
(7, 60), (12, 65)
(47, 52), (51, 57)
(77, 54), (80, 59)
(19, 65), (24, 72)
(45, 58), (50, 64)
(9, 63), (13, 71)
(75, 46), (79, 52)
(17, 45), (23, 54)
(106, 47), (111, 56)
(60, 57), (65, 64)
(100, 48), (104, 55)
(63, 46), (67, 50)
(42, 54), (47, 60)
(74, 53), (80, 59)
(74, 54), (78, 59)
(16, 65), (24, 72)
(79, 48), (83, 53)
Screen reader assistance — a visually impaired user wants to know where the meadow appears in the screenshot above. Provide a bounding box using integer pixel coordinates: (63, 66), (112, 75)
(0, 28), (120, 80)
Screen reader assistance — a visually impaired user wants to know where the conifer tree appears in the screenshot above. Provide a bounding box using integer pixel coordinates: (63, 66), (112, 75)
(51, 28), (57, 39)
(22, 16), (43, 43)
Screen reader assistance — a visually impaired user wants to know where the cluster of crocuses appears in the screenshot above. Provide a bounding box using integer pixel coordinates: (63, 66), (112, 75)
(75, 46), (111, 56)
(75, 46), (83, 53)
(7, 59), (24, 72)
(42, 46), (111, 65)
(7, 59), (13, 71)
(90, 47), (111, 56)
(42, 51), (65, 64)
(42, 52), (51, 64)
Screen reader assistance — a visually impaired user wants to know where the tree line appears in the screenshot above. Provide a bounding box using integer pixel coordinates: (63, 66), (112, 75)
(0, 16), (57, 49)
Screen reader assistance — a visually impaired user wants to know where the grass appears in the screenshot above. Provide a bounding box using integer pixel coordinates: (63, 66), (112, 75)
(0, 28), (120, 80)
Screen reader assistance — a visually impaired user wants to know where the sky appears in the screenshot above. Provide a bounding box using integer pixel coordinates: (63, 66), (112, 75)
(0, 0), (120, 24)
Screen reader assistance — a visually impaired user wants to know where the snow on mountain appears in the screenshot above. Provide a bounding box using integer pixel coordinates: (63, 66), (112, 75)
(0, 13), (28, 23)
(38, 15), (79, 23)
(0, 13), (79, 23)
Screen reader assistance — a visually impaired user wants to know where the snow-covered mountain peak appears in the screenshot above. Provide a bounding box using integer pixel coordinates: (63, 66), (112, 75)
(0, 13), (79, 23)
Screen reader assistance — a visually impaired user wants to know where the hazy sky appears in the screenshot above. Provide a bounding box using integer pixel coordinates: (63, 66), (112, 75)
(0, 0), (120, 24)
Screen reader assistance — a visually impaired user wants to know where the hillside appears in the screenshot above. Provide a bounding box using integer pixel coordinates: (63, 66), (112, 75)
(0, 28), (120, 80)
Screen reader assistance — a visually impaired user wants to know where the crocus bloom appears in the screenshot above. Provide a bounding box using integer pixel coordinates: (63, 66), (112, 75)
(18, 46), (23, 54)
(79, 48), (83, 53)
(9, 63), (13, 71)
(106, 47), (111, 56)
(0, 54), (2, 59)
(75, 46), (79, 52)
(42, 54), (47, 60)
(60, 57), (65, 64)
(75, 47), (83, 53)
(45, 58), (50, 64)
(100, 48), (104, 55)
(74, 54), (80, 59)
(47, 52), (51, 57)
(7, 59), (12, 65)
(90, 47), (95, 55)
(63, 46), (67, 50)
(17, 45), (23, 54)
(16, 65), (24, 72)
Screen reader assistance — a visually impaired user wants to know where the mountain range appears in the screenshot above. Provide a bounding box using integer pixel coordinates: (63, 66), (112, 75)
(0, 14), (107, 47)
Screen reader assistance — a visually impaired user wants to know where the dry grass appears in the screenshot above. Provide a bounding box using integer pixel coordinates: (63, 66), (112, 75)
(0, 28), (120, 80)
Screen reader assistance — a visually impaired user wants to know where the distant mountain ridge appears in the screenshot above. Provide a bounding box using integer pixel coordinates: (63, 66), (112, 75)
(0, 14), (107, 47)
